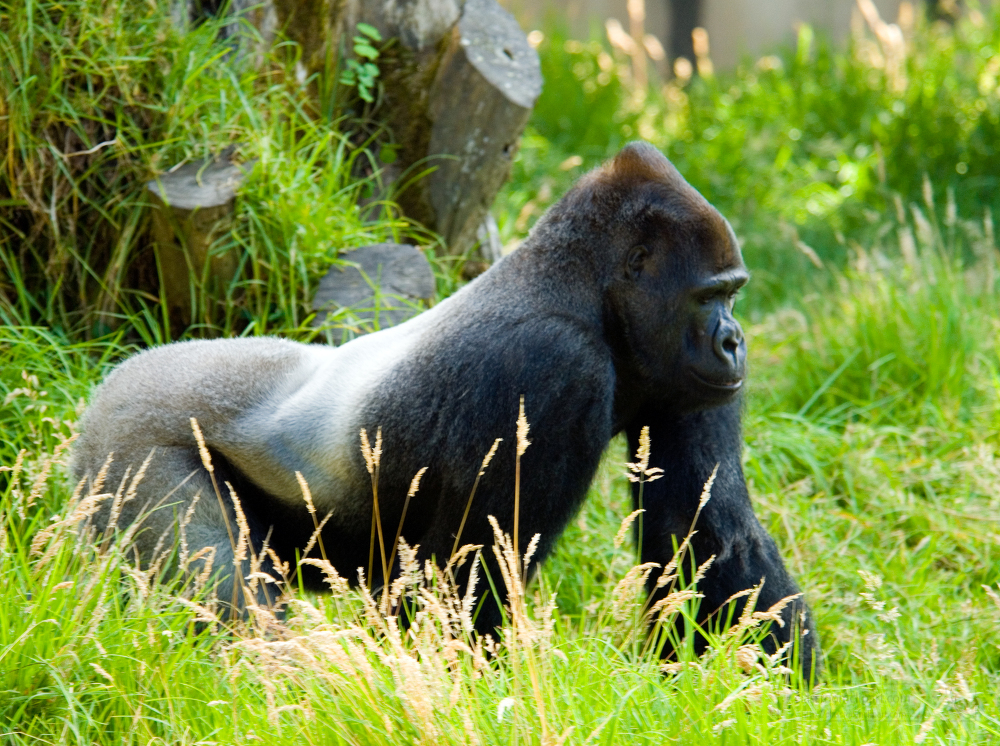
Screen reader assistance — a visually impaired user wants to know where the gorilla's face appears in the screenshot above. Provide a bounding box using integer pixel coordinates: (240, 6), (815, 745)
(681, 261), (748, 400)
(600, 187), (748, 412)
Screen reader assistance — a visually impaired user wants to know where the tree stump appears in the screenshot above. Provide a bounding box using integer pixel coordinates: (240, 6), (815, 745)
(311, 243), (436, 343)
(422, 0), (542, 258)
(275, 0), (542, 265)
(180, 0), (541, 272)
(147, 154), (254, 328)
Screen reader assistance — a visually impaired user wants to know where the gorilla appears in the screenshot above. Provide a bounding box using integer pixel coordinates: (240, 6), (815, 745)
(72, 141), (818, 677)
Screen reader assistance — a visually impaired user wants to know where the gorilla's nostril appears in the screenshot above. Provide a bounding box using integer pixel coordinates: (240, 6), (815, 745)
(713, 321), (744, 369)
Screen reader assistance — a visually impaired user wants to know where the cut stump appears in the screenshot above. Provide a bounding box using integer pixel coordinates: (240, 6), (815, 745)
(421, 0), (542, 258)
(275, 0), (541, 264)
(147, 154), (254, 328)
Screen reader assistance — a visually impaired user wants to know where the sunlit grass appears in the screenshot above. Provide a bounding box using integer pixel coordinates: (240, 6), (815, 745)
(4, 221), (1000, 741)
(0, 0), (435, 342)
(4, 0), (1000, 742)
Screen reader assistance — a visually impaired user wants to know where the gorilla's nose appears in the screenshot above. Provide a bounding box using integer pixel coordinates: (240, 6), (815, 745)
(713, 318), (746, 374)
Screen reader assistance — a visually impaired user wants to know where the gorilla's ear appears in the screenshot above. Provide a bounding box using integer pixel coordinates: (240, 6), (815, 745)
(626, 245), (649, 280)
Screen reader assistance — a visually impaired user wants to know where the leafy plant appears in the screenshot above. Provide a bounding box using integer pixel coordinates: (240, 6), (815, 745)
(339, 22), (382, 104)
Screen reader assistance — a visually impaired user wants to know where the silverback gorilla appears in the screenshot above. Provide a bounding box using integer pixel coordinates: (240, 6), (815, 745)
(73, 142), (818, 677)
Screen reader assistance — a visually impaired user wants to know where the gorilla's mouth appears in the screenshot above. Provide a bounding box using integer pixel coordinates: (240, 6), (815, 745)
(689, 370), (743, 391)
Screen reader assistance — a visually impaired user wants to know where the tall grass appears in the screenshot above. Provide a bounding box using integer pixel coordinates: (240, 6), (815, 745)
(754, 191), (1000, 429)
(1, 405), (822, 744)
(3, 1), (1000, 743)
(0, 0), (429, 341)
(2, 355), (998, 742)
(500, 3), (1000, 313)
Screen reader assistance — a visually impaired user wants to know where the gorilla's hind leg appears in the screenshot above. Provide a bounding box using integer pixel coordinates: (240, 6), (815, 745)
(86, 445), (283, 620)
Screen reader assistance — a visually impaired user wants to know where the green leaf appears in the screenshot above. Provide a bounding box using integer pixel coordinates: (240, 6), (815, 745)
(359, 87), (375, 103)
(356, 22), (382, 41)
(362, 63), (379, 76)
(379, 144), (398, 164)
(355, 44), (379, 60)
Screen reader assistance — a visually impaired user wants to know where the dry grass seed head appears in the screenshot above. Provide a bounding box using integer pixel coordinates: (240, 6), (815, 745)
(523, 532), (541, 568)
(31, 489), (111, 560)
(124, 448), (154, 505)
(175, 597), (220, 627)
(626, 425), (664, 482)
(657, 533), (694, 581)
(614, 508), (645, 549)
(714, 682), (768, 713)
(407, 466), (428, 498)
(90, 452), (114, 495)
(189, 545), (218, 589)
(753, 593), (802, 630)
(122, 564), (151, 600)
(145, 524), (175, 581)
(692, 554), (716, 585)
(2, 448), (26, 481)
(488, 515), (523, 601)
(295, 471), (316, 516)
(611, 561), (660, 622)
(178, 492), (202, 566)
(26, 455), (53, 512)
(516, 397), (531, 456)
(359, 427), (384, 474)
(480, 438), (502, 475)
(648, 588), (701, 624)
(459, 552), (482, 634)
(4, 449), (27, 517)
(732, 579), (766, 634)
(300, 558), (350, 596)
(266, 547), (290, 578)
(189, 418), (213, 474)
(698, 464), (718, 510)
(226, 481), (250, 566)
(446, 542), (483, 573)
(301, 511), (333, 559)
(735, 644), (760, 674)
(387, 538), (423, 605)
(360, 428), (374, 474)
(103, 464), (133, 539)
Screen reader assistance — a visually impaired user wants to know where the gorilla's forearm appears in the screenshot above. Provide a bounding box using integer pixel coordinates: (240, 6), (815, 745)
(627, 400), (820, 679)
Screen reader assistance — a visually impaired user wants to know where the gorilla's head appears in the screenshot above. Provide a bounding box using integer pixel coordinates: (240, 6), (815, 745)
(546, 141), (749, 412)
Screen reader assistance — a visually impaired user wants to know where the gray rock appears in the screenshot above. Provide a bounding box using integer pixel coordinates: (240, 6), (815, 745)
(312, 243), (436, 342)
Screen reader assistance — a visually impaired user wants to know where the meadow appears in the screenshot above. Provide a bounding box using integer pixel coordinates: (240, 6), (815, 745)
(1, 1), (999, 743)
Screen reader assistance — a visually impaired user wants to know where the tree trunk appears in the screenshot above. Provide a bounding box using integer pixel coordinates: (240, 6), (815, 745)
(181, 0), (540, 266)
(274, 0), (542, 262)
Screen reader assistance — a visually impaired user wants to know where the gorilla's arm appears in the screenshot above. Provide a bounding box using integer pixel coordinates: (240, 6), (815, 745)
(626, 399), (820, 679)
